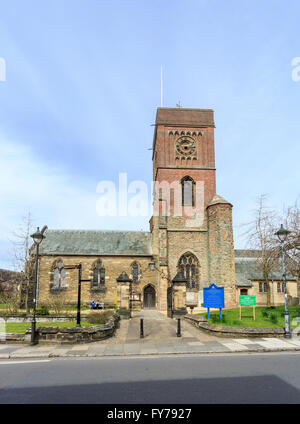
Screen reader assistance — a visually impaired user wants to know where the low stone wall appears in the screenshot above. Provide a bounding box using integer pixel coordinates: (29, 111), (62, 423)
(1, 315), (77, 323)
(1, 314), (120, 345)
(184, 315), (285, 338)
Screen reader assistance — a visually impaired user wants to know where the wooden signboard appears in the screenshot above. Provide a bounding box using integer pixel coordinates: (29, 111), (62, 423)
(239, 295), (256, 320)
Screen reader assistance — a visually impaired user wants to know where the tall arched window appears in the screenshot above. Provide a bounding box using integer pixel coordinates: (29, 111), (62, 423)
(132, 262), (139, 283)
(178, 253), (199, 289)
(92, 260), (105, 288)
(53, 260), (66, 288)
(181, 176), (195, 206)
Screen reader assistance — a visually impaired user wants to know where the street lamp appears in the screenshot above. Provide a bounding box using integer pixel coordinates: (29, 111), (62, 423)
(275, 224), (291, 338)
(30, 226), (47, 345)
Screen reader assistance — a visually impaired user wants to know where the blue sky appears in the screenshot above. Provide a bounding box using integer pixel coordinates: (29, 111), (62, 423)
(0, 0), (299, 269)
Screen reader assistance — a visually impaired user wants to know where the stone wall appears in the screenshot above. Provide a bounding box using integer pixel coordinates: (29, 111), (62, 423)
(185, 315), (285, 338)
(1, 314), (120, 345)
(38, 255), (157, 308)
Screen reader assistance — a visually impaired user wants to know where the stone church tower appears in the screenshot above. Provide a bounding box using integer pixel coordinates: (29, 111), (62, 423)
(150, 108), (236, 312)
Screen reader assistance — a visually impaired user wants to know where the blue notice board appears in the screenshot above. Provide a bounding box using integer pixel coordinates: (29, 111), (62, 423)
(203, 283), (225, 319)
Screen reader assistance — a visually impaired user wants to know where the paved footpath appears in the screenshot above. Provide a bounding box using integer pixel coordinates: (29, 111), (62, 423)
(1, 310), (300, 359)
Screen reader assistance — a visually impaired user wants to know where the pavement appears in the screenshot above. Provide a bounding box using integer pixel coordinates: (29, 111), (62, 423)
(1, 310), (300, 359)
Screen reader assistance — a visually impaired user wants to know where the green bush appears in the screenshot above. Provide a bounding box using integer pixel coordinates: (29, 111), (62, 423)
(210, 314), (222, 323)
(261, 309), (269, 318)
(86, 310), (114, 325)
(269, 313), (278, 324)
(36, 304), (50, 316)
(221, 314), (227, 323)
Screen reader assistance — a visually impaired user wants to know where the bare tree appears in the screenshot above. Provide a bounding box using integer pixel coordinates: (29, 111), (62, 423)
(244, 195), (279, 307)
(10, 211), (35, 313)
(283, 201), (300, 276)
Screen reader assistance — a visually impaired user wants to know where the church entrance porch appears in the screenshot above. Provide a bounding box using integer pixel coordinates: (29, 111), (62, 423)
(143, 285), (156, 309)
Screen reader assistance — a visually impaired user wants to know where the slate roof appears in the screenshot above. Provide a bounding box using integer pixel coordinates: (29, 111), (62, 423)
(39, 230), (152, 256)
(234, 250), (296, 287)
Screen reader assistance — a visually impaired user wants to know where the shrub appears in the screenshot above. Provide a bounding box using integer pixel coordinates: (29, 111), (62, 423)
(36, 304), (49, 316)
(261, 309), (269, 318)
(269, 313), (278, 324)
(210, 314), (222, 323)
(45, 293), (68, 315)
(87, 310), (114, 325)
(0, 291), (20, 314)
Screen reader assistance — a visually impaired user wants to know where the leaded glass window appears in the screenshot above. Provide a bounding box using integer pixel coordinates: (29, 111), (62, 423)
(178, 253), (198, 289)
(132, 263), (139, 283)
(92, 261), (105, 287)
(53, 260), (66, 288)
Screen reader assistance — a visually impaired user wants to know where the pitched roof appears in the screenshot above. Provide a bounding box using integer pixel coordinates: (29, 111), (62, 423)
(234, 250), (296, 286)
(39, 230), (152, 256)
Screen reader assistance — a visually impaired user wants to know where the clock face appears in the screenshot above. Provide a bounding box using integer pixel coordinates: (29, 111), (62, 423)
(176, 136), (196, 156)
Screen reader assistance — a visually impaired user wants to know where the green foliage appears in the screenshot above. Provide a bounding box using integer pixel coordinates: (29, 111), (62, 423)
(269, 313), (278, 324)
(86, 310), (114, 325)
(210, 313), (222, 323)
(261, 309), (269, 318)
(0, 291), (20, 314)
(36, 304), (50, 316)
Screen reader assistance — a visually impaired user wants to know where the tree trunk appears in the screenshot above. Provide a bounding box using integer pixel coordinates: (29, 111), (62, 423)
(263, 271), (271, 308)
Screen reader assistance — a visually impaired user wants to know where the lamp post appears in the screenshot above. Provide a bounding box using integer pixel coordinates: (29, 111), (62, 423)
(275, 224), (291, 339)
(30, 226), (47, 345)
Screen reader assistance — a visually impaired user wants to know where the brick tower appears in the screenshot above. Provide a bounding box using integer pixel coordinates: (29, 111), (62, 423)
(150, 107), (236, 312)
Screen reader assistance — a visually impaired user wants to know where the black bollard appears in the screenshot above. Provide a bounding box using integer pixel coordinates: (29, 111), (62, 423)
(177, 318), (181, 337)
(140, 318), (144, 338)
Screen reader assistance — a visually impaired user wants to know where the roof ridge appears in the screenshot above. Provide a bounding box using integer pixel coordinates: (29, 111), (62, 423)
(46, 229), (151, 234)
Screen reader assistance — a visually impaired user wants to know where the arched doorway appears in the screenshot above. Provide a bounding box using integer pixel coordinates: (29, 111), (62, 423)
(143, 285), (156, 309)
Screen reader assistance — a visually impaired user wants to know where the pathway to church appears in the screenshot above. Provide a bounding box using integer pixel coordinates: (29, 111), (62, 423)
(2, 310), (300, 359)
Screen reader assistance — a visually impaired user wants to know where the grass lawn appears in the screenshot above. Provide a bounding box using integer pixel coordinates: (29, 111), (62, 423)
(5, 321), (95, 334)
(197, 305), (300, 328)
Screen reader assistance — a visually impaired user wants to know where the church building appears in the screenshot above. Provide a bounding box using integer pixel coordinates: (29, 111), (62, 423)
(36, 107), (298, 313)
(37, 107), (237, 313)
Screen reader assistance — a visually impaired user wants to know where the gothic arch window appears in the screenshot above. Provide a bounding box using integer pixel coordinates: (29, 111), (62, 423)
(132, 262), (139, 284)
(52, 259), (66, 288)
(178, 253), (199, 289)
(92, 260), (105, 288)
(181, 176), (195, 206)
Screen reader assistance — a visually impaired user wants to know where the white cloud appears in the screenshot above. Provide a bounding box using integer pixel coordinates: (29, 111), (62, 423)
(0, 136), (151, 269)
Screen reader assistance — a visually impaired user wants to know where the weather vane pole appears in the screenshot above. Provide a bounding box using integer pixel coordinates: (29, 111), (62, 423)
(161, 66), (163, 107)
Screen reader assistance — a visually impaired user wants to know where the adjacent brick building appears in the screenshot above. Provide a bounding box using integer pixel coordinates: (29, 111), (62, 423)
(36, 107), (298, 312)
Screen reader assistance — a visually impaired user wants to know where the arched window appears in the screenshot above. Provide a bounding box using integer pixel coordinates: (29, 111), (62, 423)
(92, 261), (105, 288)
(132, 262), (139, 283)
(181, 176), (194, 206)
(53, 260), (66, 288)
(178, 253), (199, 289)
(240, 289), (248, 295)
